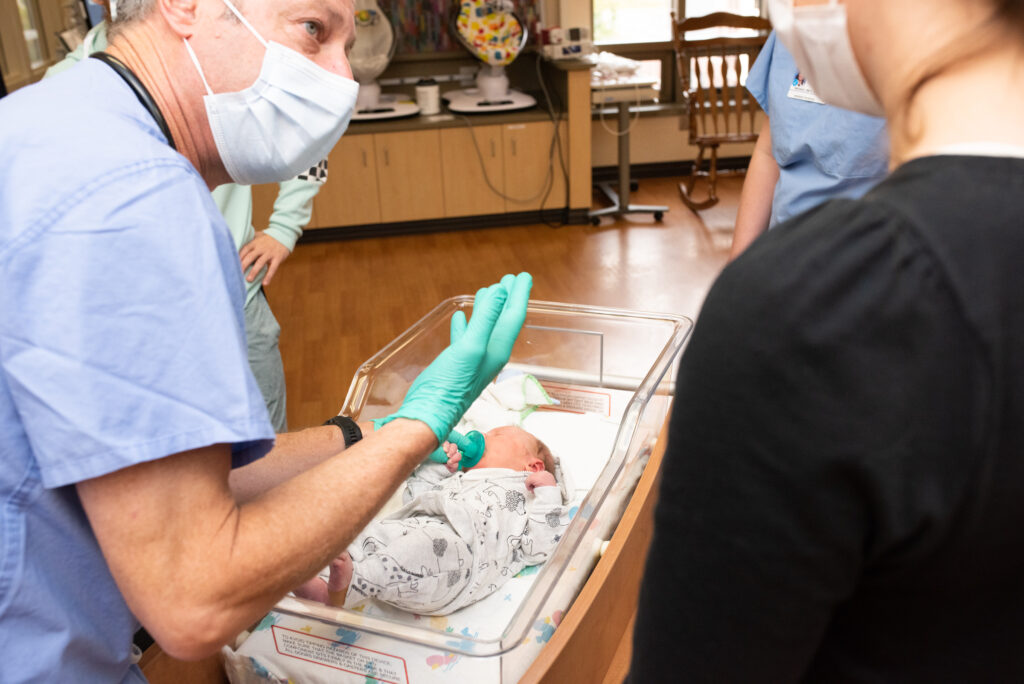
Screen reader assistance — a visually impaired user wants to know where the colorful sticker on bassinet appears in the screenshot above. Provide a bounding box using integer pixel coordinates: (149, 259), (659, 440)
(254, 613), (279, 632)
(333, 626), (361, 645)
(425, 653), (460, 672)
(532, 610), (563, 643)
(514, 564), (540, 578)
(445, 626), (479, 651)
(246, 656), (274, 680)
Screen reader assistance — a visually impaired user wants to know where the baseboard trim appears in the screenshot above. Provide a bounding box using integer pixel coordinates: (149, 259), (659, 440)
(592, 156), (751, 183)
(300, 208), (590, 243)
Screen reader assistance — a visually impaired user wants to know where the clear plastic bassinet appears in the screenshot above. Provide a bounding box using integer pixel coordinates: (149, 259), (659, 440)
(226, 298), (692, 684)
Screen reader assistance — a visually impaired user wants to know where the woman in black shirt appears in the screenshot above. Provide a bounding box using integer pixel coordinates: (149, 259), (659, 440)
(632, 1), (1024, 680)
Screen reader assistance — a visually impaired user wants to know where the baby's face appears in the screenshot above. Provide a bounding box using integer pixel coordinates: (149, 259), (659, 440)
(472, 426), (546, 473)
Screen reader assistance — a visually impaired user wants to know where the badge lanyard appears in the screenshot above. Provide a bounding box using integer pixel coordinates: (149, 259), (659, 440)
(90, 52), (177, 151)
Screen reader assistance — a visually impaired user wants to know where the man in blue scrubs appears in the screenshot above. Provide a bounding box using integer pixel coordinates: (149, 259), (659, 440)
(0, 1), (531, 681)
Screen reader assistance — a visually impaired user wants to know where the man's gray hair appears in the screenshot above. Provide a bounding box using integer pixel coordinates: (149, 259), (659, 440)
(109, 0), (157, 24)
(109, 0), (242, 26)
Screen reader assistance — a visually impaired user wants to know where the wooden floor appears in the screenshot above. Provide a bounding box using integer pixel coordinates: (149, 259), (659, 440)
(140, 175), (741, 683)
(272, 175), (742, 430)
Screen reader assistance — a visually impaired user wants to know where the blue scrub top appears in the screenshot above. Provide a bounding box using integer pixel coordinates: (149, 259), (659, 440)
(0, 60), (274, 682)
(747, 31), (890, 227)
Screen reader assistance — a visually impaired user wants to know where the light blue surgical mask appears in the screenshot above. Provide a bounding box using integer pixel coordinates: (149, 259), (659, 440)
(183, 0), (359, 184)
(768, 0), (883, 117)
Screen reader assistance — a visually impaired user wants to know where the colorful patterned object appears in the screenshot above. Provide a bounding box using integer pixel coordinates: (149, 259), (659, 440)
(532, 609), (563, 643)
(425, 652), (460, 672)
(452, 0), (526, 66)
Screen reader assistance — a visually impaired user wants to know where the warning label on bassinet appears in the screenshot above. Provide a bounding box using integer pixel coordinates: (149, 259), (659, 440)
(271, 625), (409, 684)
(540, 383), (612, 417)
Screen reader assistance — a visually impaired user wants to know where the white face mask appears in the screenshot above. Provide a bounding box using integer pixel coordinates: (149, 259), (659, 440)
(183, 0), (359, 185)
(767, 0), (884, 117)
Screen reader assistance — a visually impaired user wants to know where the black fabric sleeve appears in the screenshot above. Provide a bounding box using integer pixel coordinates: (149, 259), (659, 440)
(629, 200), (986, 681)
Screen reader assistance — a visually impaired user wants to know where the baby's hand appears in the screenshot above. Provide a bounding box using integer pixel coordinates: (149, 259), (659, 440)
(443, 441), (462, 473)
(525, 471), (556, 492)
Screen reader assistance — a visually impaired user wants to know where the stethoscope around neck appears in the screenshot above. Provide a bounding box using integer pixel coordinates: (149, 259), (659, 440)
(90, 52), (177, 151)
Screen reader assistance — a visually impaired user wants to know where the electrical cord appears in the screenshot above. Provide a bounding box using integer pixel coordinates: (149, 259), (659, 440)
(596, 81), (642, 137)
(534, 52), (571, 228)
(453, 52), (571, 228)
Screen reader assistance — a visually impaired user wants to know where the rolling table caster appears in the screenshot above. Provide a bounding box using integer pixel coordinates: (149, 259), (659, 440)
(589, 101), (668, 224)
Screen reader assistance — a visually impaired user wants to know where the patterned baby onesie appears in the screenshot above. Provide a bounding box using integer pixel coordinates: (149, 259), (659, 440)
(345, 464), (571, 615)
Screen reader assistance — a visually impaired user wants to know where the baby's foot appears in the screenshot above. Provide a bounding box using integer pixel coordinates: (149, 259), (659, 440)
(293, 576), (329, 604)
(327, 552), (354, 607)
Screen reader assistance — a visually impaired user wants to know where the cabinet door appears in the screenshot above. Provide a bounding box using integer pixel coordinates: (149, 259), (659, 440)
(315, 134), (381, 228)
(502, 121), (569, 213)
(440, 124), (505, 218)
(250, 183), (279, 233)
(374, 130), (446, 223)
(251, 182), (321, 231)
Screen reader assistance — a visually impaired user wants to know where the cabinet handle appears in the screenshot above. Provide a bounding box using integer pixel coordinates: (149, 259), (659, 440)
(383, 148), (390, 166)
(490, 139), (496, 158)
(361, 149), (368, 167)
(511, 139), (517, 157)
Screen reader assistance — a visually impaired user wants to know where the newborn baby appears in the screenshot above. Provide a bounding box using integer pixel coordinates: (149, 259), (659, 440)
(294, 425), (571, 616)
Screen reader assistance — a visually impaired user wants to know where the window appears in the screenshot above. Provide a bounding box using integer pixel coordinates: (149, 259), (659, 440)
(593, 0), (674, 45)
(593, 0), (762, 46)
(16, 0), (45, 69)
(684, 0), (761, 20)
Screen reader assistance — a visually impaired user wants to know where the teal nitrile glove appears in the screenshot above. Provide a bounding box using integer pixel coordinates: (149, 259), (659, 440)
(377, 273), (533, 444)
(427, 429), (486, 469)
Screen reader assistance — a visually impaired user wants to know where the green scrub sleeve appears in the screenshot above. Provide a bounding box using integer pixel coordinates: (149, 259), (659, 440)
(45, 23), (107, 78)
(261, 177), (321, 252)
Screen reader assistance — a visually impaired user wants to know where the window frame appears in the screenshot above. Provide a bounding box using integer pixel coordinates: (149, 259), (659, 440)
(590, 0), (765, 104)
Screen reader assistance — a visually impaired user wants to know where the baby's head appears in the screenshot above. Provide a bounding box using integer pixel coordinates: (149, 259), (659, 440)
(471, 426), (554, 475)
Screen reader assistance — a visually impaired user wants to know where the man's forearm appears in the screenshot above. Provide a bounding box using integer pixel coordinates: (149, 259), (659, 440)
(216, 420), (436, 640)
(229, 421), (376, 502)
(78, 419), (434, 660)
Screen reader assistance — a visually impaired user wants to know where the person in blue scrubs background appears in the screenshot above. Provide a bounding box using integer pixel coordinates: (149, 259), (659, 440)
(729, 30), (889, 259)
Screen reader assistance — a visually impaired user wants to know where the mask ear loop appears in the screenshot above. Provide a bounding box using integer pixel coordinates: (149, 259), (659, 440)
(182, 38), (215, 96)
(220, 0), (269, 49)
(181, 0), (268, 97)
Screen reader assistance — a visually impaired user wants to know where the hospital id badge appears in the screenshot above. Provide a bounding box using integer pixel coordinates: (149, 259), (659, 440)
(787, 75), (825, 105)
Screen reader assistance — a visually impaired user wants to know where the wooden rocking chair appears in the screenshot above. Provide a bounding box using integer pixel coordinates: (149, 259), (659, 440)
(672, 12), (771, 211)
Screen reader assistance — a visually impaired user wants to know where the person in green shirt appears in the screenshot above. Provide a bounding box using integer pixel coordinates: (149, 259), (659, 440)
(47, 18), (321, 431)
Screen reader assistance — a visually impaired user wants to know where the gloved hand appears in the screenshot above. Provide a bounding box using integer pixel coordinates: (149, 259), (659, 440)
(378, 272), (532, 445)
(426, 428), (486, 469)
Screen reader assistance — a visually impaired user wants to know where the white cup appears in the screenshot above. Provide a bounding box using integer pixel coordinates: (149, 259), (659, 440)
(415, 79), (440, 115)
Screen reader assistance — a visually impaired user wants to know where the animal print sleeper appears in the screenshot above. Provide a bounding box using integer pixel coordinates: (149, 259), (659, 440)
(344, 464), (571, 615)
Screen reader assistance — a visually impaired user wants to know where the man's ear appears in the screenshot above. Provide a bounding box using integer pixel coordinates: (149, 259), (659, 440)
(157, 0), (201, 39)
(526, 459), (544, 473)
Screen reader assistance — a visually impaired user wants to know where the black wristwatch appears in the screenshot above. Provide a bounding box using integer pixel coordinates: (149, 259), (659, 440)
(323, 414), (363, 448)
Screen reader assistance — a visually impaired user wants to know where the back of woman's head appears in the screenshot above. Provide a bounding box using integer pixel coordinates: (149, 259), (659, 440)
(890, 0), (1024, 157)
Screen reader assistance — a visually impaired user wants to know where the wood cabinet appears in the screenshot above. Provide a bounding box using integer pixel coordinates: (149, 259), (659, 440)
(440, 125), (505, 218)
(250, 120), (572, 232)
(502, 121), (568, 213)
(250, 182), (280, 232)
(316, 134), (381, 227)
(440, 121), (568, 219)
(374, 130), (445, 223)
